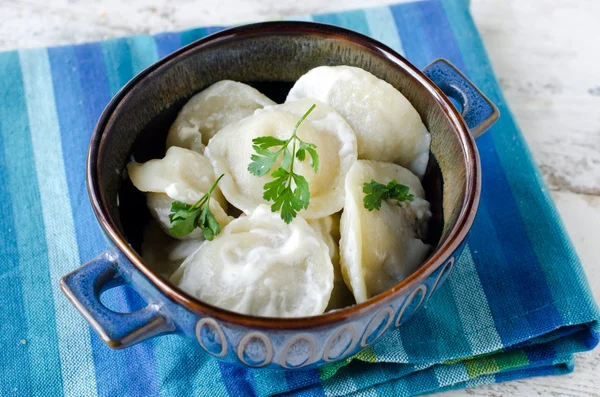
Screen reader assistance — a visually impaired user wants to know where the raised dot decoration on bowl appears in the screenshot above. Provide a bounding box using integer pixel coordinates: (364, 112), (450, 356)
(195, 318), (228, 357)
(323, 325), (358, 362)
(360, 306), (395, 347)
(280, 335), (317, 369)
(237, 332), (274, 367)
(395, 284), (428, 327)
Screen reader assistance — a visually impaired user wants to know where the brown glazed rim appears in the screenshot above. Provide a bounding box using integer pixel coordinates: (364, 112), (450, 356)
(87, 21), (481, 329)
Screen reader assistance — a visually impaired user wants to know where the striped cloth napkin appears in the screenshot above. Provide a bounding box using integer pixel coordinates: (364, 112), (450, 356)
(0, 0), (598, 396)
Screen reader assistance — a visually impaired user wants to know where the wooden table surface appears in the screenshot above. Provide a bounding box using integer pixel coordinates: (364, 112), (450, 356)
(1, 0), (598, 395)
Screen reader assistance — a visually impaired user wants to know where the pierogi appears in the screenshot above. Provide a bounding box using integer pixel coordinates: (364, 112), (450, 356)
(128, 146), (232, 239)
(206, 98), (358, 218)
(173, 205), (334, 317)
(287, 66), (431, 177)
(166, 80), (275, 153)
(127, 71), (433, 318)
(339, 160), (431, 303)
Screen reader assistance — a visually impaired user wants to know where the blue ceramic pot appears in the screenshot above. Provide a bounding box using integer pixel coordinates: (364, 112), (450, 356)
(60, 22), (498, 369)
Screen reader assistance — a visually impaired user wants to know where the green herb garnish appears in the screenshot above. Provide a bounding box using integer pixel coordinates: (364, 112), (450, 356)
(363, 179), (414, 211)
(247, 104), (319, 223)
(168, 174), (225, 239)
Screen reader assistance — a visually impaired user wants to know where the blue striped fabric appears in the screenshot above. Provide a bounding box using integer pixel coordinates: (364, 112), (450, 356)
(0, 0), (598, 396)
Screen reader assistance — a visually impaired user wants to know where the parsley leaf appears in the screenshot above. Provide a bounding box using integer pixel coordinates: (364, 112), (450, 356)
(306, 146), (319, 173)
(252, 136), (287, 149)
(247, 104), (319, 223)
(292, 173), (310, 210)
(272, 185), (304, 224)
(362, 179), (415, 211)
(168, 174), (225, 239)
(168, 202), (200, 237)
(248, 151), (279, 177)
(263, 168), (289, 202)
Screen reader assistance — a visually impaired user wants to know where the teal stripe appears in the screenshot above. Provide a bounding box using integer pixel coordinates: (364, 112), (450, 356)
(181, 28), (209, 46)
(379, 376), (410, 396)
(19, 48), (98, 397)
(252, 370), (288, 396)
(324, 375), (359, 397)
(358, 388), (377, 397)
(101, 38), (133, 95)
(0, 51), (35, 396)
(0, 51), (64, 396)
(433, 363), (469, 387)
(102, 35), (158, 94)
(313, 9), (371, 36)
(152, 337), (230, 396)
(364, 7), (405, 56)
(462, 374), (495, 387)
(420, 281), (472, 360)
(439, 0), (600, 324)
(373, 329), (409, 362)
(448, 246), (502, 355)
(128, 35), (160, 73)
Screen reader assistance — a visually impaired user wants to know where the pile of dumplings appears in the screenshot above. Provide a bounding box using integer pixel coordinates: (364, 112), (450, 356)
(129, 66), (433, 318)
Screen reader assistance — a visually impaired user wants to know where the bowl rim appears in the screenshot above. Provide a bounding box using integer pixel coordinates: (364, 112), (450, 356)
(87, 21), (481, 329)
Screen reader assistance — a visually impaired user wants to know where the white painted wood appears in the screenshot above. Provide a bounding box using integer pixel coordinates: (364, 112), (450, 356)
(1, 0), (598, 395)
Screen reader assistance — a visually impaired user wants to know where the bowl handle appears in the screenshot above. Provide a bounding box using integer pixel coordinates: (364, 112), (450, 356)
(60, 250), (175, 349)
(423, 58), (499, 138)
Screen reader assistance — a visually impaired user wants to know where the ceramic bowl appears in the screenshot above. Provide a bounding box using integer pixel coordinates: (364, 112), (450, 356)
(60, 21), (498, 369)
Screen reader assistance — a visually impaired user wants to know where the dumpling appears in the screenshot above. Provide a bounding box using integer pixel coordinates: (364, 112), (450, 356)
(128, 146), (233, 239)
(286, 66), (431, 177)
(140, 221), (202, 279)
(206, 98), (358, 218)
(166, 80), (276, 152)
(339, 160), (431, 304)
(172, 205), (334, 317)
(308, 214), (355, 311)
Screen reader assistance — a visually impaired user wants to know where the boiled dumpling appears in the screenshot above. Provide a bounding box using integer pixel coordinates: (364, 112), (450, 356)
(286, 66), (430, 177)
(166, 80), (276, 152)
(128, 146), (233, 239)
(206, 98), (358, 218)
(172, 205), (334, 317)
(128, 147), (228, 208)
(340, 160), (431, 303)
(140, 221), (202, 279)
(307, 214), (355, 311)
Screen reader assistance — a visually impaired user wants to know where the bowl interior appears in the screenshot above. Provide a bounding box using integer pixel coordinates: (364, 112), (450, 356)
(117, 81), (444, 253)
(93, 23), (470, 310)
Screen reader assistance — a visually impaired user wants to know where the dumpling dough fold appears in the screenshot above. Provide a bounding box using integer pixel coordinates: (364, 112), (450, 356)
(128, 146), (232, 240)
(173, 205), (334, 317)
(166, 80), (276, 153)
(206, 98), (358, 218)
(287, 66), (431, 177)
(340, 160), (432, 304)
(308, 214), (355, 311)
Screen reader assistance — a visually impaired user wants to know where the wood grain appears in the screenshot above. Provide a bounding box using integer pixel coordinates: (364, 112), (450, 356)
(1, 0), (598, 395)
(471, 0), (600, 197)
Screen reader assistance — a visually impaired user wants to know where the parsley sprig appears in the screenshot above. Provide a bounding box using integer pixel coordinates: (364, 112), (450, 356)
(168, 174), (225, 239)
(247, 104), (319, 223)
(363, 179), (414, 211)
